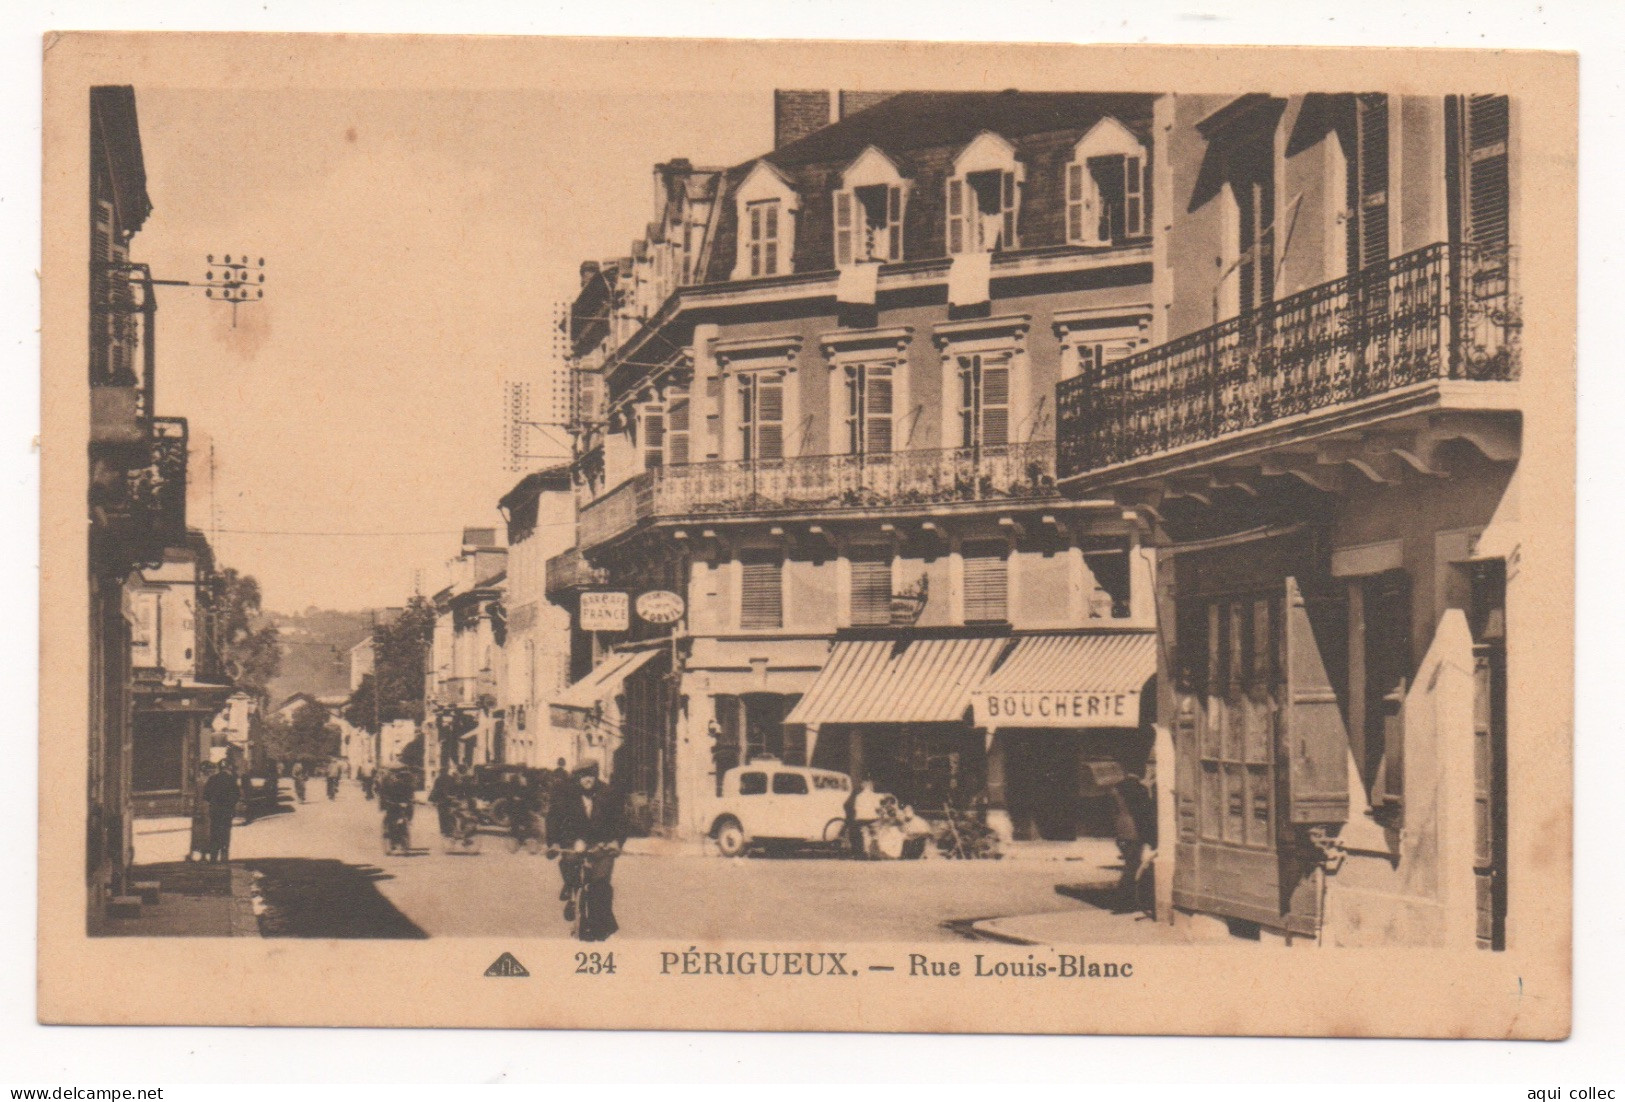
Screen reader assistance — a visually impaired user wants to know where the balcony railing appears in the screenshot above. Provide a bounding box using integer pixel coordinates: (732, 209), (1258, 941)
(1056, 242), (1520, 478)
(577, 440), (1057, 549)
(544, 545), (608, 598)
(89, 415), (188, 570)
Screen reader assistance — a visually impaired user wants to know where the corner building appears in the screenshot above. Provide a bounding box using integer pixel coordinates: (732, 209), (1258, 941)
(549, 92), (1165, 843)
(1056, 94), (1527, 947)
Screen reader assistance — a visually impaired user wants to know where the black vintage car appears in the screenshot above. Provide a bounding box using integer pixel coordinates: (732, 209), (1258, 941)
(466, 764), (550, 829)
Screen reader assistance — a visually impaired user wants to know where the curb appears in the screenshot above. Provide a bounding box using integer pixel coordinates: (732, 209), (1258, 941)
(228, 865), (261, 937)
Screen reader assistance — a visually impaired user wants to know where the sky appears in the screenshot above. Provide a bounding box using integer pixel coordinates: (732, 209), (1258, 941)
(131, 86), (770, 613)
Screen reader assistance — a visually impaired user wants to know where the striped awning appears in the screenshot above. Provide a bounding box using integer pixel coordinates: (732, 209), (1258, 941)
(784, 637), (1006, 726)
(551, 648), (663, 714)
(970, 632), (1157, 730)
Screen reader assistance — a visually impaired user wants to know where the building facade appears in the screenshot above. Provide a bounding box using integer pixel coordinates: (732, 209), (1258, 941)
(548, 92), (1167, 842)
(425, 531), (508, 788)
(1055, 93), (1524, 947)
(498, 466), (577, 768)
(87, 85), (193, 918)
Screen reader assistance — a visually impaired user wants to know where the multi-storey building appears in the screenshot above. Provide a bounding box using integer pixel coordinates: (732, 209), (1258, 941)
(1055, 93), (1524, 947)
(549, 91), (1167, 843)
(497, 464), (577, 767)
(88, 85), (192, 919)
(425, 531), (508, 787)
(126, 533), (233, 817)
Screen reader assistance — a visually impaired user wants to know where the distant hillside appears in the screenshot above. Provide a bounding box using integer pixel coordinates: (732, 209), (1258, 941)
(262, 608), (376, 707)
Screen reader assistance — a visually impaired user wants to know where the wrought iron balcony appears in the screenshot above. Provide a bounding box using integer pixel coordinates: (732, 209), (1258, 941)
(544, 545), (608, 600)
(89, 415), (188, 570)
(1056, 242), (1520, 479)
(577, 440), (1058, 550)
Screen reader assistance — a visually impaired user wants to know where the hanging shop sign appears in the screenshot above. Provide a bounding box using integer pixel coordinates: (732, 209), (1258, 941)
(579, 591), (630, 633)
(971, 689), (1141, 729)
(635, 590), (686, 626)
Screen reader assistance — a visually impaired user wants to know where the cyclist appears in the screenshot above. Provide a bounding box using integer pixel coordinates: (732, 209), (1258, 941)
(545, 762), (626, 941)
(428, 762), (467, 844)
(378, 768), (415, 852)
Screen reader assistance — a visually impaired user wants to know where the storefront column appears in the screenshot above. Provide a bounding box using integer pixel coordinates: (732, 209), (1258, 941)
(984, 730), (1014, 842)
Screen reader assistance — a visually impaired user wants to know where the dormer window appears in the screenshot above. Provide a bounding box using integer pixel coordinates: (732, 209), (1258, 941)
(947, 132), (1022, 255)
(1067, 118), (1151, 246)
(834, 146), (907, 265)
(731, 161), (800, 281)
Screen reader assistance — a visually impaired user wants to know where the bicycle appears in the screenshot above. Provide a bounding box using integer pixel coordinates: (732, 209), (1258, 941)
(382, 804), (412, 855)
(547, 842), (620, 940)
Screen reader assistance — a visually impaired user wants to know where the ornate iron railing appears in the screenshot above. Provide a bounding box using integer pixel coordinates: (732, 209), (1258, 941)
(1056, 242), (1520, 478)
(576, 440), (1057, 549)
(90, 415), (188, 570)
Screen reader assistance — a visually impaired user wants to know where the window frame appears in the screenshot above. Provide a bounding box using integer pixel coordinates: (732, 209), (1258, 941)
(1067, 118), (1152, 247)
(946, 131), (1023, 256)
(737, 550), (785, 631)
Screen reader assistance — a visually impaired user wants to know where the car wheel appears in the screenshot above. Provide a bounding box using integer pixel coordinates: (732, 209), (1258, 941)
(822, 818), (847, 844)
(714, 817), (747, 858)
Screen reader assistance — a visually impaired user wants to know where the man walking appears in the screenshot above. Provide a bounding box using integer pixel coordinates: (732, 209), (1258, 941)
(202, 761), (242, 863)
(428, 763), (466, 842)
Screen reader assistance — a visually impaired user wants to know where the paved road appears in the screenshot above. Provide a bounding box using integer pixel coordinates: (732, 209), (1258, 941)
(225, 783), (1116, 941)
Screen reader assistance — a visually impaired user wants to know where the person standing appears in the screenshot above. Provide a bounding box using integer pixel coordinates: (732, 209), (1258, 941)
(1111, 772), (1156, 915)
(428, 763), (465, 841)
(359, 765), (375, 801)
(203, 762), (242, 863)
(290, 760), (307, 803)
(186, 763), (215, 862)
(326, 757), (343, 800)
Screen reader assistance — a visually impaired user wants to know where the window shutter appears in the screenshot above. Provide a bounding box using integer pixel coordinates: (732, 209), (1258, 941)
(1283, 576), (1350, 825)
(666, 390), (690, 467)
(1124, 155), (1145, 237)
(958, 354), (978, 449)
(756, 374), (784, 460)
(642, 408), (665, 469)
(1466, 94), (1510, 251)
(740, 555), (783, 629)
(1356, 93), (1391, 270)
(886, 185), (902, 260)
(865, 364), (893, 455)
(748, 205), (762, 277)
(963, 543), (1009, 623)
(1000, 170), (1017, 248)
(981, 358), (1010, 446)
(1066, 162), (1086, 243)
(947, 177), (965, 255)
(849, 549), (892, 626)
(834, 190), (854, 266)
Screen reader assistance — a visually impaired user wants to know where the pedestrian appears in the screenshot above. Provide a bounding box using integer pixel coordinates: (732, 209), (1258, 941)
(326, 757), (343, 800)
(843, 778), (882, 858)
(378, 767), (416, 852)
(359, 765), (375, 801)
(1111, 771), (1156, 915)
(203, 761), (242, 862)
(428, 763), (464, 841)
(291, 760), (307, 803)
(186, 762), (215, 862)
(546, 761), (627, 940)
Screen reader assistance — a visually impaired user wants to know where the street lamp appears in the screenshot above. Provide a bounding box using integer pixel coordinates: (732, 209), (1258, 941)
(203, 254), (267, 328)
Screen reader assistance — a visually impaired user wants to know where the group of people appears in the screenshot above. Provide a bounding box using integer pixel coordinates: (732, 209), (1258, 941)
(380, 758), (627, 941)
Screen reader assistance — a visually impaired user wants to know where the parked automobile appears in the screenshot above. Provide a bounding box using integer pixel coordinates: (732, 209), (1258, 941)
(239, 768), (280, 821)
(705, 761), (853, 857)
(467, 764), (549, 830)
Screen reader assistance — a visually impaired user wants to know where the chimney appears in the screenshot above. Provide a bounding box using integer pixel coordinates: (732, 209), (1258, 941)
(461, 527), (497, 551)
(579, 260), (600, 287)
(774, 90), (833, 149)
(838, 91), (897, 120)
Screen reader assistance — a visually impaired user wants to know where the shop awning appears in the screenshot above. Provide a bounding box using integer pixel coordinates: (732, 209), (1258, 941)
(550, 648), (663, 716)
(969, 632), (1157, 730)
(784, 637), (1006, 726)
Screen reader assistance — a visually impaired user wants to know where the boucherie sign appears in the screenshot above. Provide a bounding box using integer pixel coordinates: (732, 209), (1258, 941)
(970, 689), (1141, 729)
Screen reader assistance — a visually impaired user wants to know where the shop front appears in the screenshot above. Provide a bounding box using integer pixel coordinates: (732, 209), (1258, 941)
(968, 632), (1157, 841)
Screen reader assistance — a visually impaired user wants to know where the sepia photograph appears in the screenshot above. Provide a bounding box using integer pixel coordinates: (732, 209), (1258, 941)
(37, 33), (1576, 1037)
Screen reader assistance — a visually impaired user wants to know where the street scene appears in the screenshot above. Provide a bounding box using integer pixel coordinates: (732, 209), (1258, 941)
(82, 74), (1532, 952)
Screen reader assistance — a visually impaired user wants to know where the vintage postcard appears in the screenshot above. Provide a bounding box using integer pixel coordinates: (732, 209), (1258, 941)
(39, 34), (1575, 1036)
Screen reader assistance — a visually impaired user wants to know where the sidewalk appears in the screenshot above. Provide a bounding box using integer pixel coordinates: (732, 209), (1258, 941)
(91, 860), (260, 938)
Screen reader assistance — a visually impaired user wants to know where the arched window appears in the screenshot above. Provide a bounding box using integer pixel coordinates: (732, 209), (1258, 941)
(946, 131), (1022, 255)
(731, 161), (800, 280)
(1067, 118), (1150, 246)
(833, 145), (907, 265)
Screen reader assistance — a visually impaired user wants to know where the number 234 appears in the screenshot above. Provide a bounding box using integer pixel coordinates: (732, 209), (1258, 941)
(575, 952), (615, 975)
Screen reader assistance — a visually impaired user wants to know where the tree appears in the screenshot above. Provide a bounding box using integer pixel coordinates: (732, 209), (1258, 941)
(344, 595), (435, 734)
(261, 701), (340, 765)
(212, 567), (281, 701)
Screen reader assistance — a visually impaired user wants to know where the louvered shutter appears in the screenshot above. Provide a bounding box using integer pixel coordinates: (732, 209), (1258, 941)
(642, 407), (665, 469)
(739, 555), (783, 629)
(756, 374), (784, 460)
(1124, 155), (1146, 237)
(849, 549), (892, 626)
(1066, 162), (1086, 243)
(1466, 94), (1510, 251)
(92, 200), (113, 383)
(834, 190), (854, 266)
(1356, 94), (1391, 270)
(958, 355), (978, 449)
(763, 202), (780, 275)
(886, 185), (902, 260)
(947, 177), (965, 255)
(748, 205), (763, 277)
(963, 543), (1009, 623)
(980, 357), (1010, 446)
(666, 390), (690, 467)
(1283, 576), (1350, 825)
(1000, 170), (1017, 249)
(865, 364), (893, 455)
